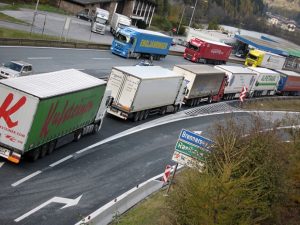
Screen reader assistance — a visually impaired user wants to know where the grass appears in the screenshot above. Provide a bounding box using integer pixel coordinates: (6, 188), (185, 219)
(243, 99), (300, 112)
(0, 3), (68, 15)
(0, 11), (28, 24)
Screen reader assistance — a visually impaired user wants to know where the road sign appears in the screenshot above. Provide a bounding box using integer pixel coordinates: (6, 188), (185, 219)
(179, 129), (213, 151)
(172, 151), (203, 168)
(175, 139), (207, 161)
(162, 165), (171, 183)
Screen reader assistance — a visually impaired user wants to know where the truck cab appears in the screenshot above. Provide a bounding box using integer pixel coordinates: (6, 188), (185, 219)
(0, 61), (33, 79)
(184, 39), (202, 62)
(91, 8), (109, 35)
(245, 49), (262, 67)
(111, 28), (135, 58)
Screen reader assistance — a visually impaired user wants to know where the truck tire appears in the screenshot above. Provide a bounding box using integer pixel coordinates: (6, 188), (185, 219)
(92, 123), (100, 134)
(133, 112), (140, 122)
(143, 110), (149, 120)
(173, 105), (179, 113)
(40, 144), (48, 158)
(47, 140), (56, 155)
(139, 111), (145, 121)
(26, 148), (40, 162)
(74, 130), (83, 142)
(160, 107), (166, 115)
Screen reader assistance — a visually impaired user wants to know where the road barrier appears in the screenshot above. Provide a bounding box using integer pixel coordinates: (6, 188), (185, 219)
(0, 38), (245, 64)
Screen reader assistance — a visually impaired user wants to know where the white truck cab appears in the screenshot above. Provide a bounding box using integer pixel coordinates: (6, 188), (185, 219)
(91, 8), (109, 35)
(0, 61), (33, 79)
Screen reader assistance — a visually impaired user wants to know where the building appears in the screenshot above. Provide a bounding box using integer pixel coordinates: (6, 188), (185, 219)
(58, 0), (156, 26)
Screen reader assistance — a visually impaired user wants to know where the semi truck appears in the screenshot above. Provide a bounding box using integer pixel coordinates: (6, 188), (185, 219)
(245, 49), (286, 70)
(110, 13), (131, 36)
(172, 65), (226, 106)
(247, 67), (280, 97)
(0, 69), (111, 164)
(106, 66), (186, 121)
(215, 65), (256, 100)
(275, 70), (300, 96)
(183, 38), (232, 65)
(91, 8), (109, 35)
(111, 27), (173, 60)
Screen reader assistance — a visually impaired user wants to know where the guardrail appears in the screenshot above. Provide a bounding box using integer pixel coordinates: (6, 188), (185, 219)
(0, 38), (245, 64)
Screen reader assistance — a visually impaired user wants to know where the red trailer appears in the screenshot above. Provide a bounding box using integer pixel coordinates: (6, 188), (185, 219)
(183, 38), (232, 65)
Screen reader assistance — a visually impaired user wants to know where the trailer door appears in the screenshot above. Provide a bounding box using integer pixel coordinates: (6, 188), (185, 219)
(118, 75), (140, 111)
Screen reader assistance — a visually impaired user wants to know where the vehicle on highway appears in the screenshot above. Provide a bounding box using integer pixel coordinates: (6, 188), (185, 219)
(76, 9), (92, 22)
(110, 13), (131, 36)
(91, 8), (109, 35)
(106, 66), (186, 121)
(245, 49), (286, 70)
(276, 69), (300, 96)
(0, 61), (32, 79)
(111, 27), (173, 60)
(184, 38), (232, 65)
(0, 69), (112, 164)
(173, 65), (227, 106)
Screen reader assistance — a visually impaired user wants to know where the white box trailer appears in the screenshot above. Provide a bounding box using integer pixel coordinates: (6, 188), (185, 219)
(106, 66), (186, 121)
(247, 67), (280, 97)
(173, 65), (226, 105)
(110, 13), (131, 36)
(215, 65), (256, 100)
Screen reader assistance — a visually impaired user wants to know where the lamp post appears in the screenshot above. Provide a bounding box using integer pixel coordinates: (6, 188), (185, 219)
(176, 6), (186, 35)
(188, 0), (198, 27)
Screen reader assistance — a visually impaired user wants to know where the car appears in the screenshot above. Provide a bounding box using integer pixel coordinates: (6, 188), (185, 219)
(76, 10), (92, 22)
(0, 61), (33, 79)
(135, 60), (154, 66)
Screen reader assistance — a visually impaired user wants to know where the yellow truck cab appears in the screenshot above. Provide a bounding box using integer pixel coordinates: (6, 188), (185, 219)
(245, 49), (263, 67)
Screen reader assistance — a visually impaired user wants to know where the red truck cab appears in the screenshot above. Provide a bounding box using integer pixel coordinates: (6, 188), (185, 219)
(183, 38), (232, 65)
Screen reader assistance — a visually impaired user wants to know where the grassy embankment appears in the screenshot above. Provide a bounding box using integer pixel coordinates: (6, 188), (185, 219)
(108, 99), (300, 225)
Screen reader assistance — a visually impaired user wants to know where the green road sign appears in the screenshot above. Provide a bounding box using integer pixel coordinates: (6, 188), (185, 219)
(175, 139), (208, 161)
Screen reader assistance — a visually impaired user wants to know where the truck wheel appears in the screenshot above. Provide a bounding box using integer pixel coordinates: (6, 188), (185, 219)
(47, 140), (56, 155)
(173, 105), (179, 113)
(143, 110), (149, 120)
(139, 111), (145, 121)
(40, 144), (48, 158)
(160, 107), (166, 115)
(92, 123), (100, 134)
(133, 112), (140, 122)
(26, 148), (40, 162)
(74, 130), (83, 142)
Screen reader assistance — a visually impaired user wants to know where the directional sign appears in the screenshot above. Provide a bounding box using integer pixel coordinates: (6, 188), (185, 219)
(172, 151), (203, 168)
(179, 129), (213, 151)
(175, 139), (207, 161)
(15, 195), (82, 222)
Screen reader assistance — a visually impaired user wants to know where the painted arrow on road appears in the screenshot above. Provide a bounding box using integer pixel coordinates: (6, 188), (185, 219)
(15, 195), (82, 222)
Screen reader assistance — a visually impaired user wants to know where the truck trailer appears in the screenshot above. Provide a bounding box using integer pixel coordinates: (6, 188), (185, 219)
(184, 38), (232, 65)
(0, 69), (111, 163)
(172, 65), (226, 106)
(91, 8), (109, 35)
(247, 67), (280, 97)
(245, 49), (286, 70)
(111, 27), (173, 60)
(110, 13), (131, 36)
(215, 65), (256, 100)
(275, 70), (300, 96)
(106, 66), (186, 121)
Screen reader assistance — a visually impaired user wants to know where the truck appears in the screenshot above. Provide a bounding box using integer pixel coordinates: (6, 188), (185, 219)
(245, 49), (286, 70)
(110, 13), (131, 36)
(275, 70), (300, 96)
(0, 69), (111, 164)
(106, 66), (186, 121)
(183, 38), (232, 65)
(172, 65), (226, 106)
(215, 65), (256, 100)
(91, 8), (109, 35)
(0, 61), (33, 79)
(111, 27), (173, 60)
(246, 67), (281, 97)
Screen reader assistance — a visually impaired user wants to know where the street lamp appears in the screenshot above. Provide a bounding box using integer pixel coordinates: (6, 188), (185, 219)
(188, 0), (198, 27)
(176, 6), (186, 35)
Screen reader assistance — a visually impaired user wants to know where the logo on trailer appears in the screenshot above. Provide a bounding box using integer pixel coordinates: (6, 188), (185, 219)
(211, 49), (224, 55)
(0, 93), (27, 128)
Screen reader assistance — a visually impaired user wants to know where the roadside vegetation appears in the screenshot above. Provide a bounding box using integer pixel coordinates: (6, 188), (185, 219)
(0, 27), (60, 40)
(0, 11), (28, 24)
(243, 99), (300, 112)
(110, 100), (300, 225)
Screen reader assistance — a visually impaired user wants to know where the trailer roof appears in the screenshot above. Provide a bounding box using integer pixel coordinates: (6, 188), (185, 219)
(122, 27), (171, 38)
(0, 69), (106, 98)
(247, 67), (279, 74)
(275, 70), (300, 77)
(215, 65), (255, 74)
(113, 66), (182, 79)
(174, 65), (225, 75)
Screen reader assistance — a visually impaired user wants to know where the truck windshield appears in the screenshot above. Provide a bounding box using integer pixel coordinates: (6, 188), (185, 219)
(4, 62), (22, 72)
(187, 42), (199, 51)
(248, 54), (258, 60)
(116, 33), (130, 43)
(96, 17), (107, 24)
(118, 24), (129, 29)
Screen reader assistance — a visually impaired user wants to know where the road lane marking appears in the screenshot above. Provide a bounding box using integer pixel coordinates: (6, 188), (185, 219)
(27, 57), (52, 60)
(0, 46), (108, 51)
(92, 58), (111, 60)
(49, 155), (73, 167)
(11, 171), (42, 187)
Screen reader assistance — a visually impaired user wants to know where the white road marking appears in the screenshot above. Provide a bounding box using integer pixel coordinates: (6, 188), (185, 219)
(92, 57), (111, 60)
(0, 46), (108, 51)
(0, 162), (5, 168)
(15, 195), (82, 222)
(49, 155), (73, 167)
(11, 171), (42, 187)
(27, 57), (53, 60)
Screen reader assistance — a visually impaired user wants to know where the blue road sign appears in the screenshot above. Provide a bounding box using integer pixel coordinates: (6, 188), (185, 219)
(179, 129), (213, 151)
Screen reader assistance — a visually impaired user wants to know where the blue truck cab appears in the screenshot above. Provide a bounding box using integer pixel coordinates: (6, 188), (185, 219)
(111, 27), (173, 60)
